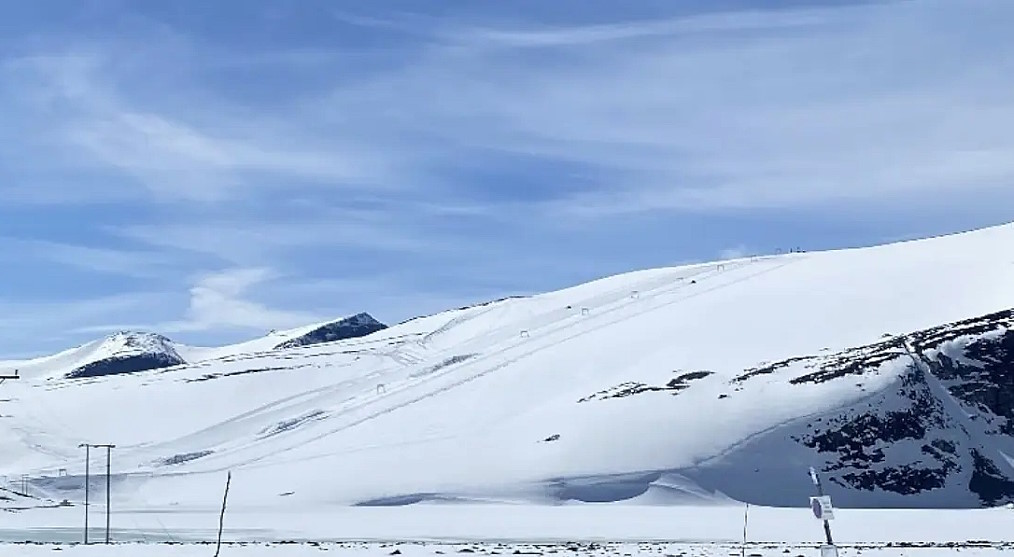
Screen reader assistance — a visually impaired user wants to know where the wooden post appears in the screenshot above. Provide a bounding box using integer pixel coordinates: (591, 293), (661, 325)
(214, 471), (232, 557)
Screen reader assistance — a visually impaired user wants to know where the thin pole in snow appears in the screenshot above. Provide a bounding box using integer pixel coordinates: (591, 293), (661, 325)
(79, 444), (90, 544)
(105, 445), (113, 544)
(214, 471), (232, 557)
(741, 503), (749, 557)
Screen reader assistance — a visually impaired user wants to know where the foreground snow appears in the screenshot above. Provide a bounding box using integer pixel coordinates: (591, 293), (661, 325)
(2, 541), (1013, 557)
(3, 504), (1014, 544)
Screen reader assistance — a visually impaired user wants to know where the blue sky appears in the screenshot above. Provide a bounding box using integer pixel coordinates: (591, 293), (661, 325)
(2, 0), (1014, 358)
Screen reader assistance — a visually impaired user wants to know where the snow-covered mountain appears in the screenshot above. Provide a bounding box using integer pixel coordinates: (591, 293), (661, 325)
(66, 332), (185, 379)
(0, 313), (387, 381)
(273, 312), (387, 350)
(2, 223), (1014, 511)
(0, 331), (185, 381)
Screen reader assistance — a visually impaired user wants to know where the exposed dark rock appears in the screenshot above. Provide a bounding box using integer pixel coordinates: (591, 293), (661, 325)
(919, 322), (1014, 435)
(68, 352), (185, 379)
(578, 370), (713, 403)
(909, 309), (1014, 352)
(732, 357), (812, 383)
(733, 337), (906, 387)
(274, 313), (387, 350)
(931, 439), (957, 455)
(409, 354), (477, 378)
(839, 465), (953, 495)
(775, 308), (1014, 504)
(187, 364), (313, 383)
(259, 410), (327, 437)
(793, 363), (960, 494)
(969, 449), (1014, 505)
(66, 332), (185, 379)
(789, 339), (905, 385)
(668, 370), (714, 387)
(577, 381), (652, 402)
(157, 450), (214, 466)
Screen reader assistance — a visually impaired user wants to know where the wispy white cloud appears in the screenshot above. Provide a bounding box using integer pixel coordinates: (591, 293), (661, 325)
(310, 0), (1014, 217)
(443, 7), (841, 48)
(0, 238), (177, 277)
(2, 0), (1013, 356)
(111, 208), (478, 266)
(160, 268), (320, 333)
(2, 52), (400, 204)
(11, 0), (1013, 215)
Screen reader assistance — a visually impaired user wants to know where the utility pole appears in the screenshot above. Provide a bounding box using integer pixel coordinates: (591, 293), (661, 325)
(79, 443), (115, 545)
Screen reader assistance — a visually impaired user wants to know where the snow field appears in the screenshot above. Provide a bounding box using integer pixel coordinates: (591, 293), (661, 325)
(3, 223), (1014, 512)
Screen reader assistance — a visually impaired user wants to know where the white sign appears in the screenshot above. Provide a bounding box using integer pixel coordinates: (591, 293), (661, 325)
(819, 544), (839, 557)
(810, 496), (835, 520)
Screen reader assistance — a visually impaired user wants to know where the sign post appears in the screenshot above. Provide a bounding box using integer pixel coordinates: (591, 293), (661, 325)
(808, 467), (838, 557)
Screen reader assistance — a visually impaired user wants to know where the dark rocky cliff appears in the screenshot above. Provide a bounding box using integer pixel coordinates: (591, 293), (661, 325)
(66, 332), (186, 379)
(274, 313), (387, 350)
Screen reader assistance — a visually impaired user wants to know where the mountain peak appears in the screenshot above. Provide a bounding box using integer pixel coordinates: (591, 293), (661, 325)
(274, 312), (387, 350)
(67, 331), (185, 379)
(103, 330), (174, 346)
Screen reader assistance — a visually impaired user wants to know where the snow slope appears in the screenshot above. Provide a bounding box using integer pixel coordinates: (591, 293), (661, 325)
(5, 504), (1014, 545)
(2, 223), (1014, 514)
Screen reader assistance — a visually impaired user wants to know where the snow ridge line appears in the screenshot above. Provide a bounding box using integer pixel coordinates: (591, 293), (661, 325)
(454, 263), (732, 354)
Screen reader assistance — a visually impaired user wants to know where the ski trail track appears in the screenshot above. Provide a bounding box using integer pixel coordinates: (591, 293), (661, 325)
(446, 262), (739, 354)
(12, 345), (408, 475)
(152, 256), (799, 475)
(169, 261), (745, 463)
